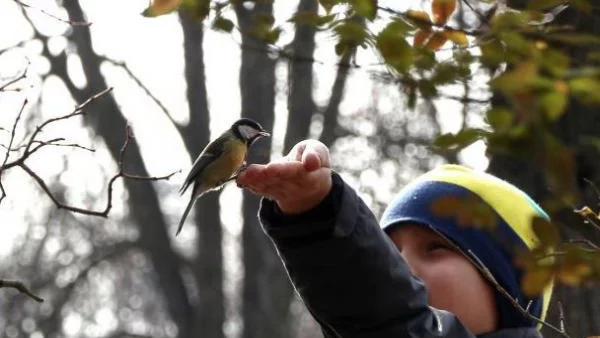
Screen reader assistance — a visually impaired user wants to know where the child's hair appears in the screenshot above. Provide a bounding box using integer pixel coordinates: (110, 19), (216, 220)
(380, 164), (553, 329)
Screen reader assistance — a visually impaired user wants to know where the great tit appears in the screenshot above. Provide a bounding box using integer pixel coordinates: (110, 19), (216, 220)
(177, 118), (270, 235)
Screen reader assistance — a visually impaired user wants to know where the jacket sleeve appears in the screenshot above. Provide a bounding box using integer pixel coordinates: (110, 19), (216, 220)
(259, 172), (477, 338)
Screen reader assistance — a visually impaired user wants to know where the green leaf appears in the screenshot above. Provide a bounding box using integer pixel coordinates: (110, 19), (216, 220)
(531, 217), (560, 247)
(569, 77), (600, 104)
(486, 108), (514, 131)
(479, 39), (505, 69)
(539, 48), (570, 77)
(213, 16), (234, 32)
(433, 128), (488, 150)
(431, 62), (459, 85)
(376, 21), (414, 73)
(539, 89), (568, 121)
(351, 0), (378, 21)
(491, 62), (538, 94)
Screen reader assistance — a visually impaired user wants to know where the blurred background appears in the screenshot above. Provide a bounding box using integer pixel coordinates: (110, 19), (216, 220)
(0, 0), (599, 337)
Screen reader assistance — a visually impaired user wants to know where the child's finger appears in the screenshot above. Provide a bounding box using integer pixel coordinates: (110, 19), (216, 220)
(302, 148), (321, 172)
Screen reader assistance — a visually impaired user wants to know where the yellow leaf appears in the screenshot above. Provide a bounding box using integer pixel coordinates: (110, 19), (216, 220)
(405, 10), (432, 29)
(557, 263), (592, 286)
(442, 30), (468, 46)
(413, 29), (432, 47)
(425, 31), (448, 51)
(142, 0), (183, 17)
(522, 267), (553, 297)
(574, 206), (599, 219)
(431, 0), (457, 25)
(430, 195), (461, 218)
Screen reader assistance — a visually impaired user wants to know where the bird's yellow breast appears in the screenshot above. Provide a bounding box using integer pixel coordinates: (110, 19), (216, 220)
(200, 139), (247, 188)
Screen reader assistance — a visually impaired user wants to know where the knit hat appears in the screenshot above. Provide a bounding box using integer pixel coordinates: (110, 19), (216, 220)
(380, 164), (553, 329)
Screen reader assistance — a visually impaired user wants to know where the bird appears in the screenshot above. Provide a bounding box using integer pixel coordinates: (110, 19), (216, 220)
(176, 118), (270, 236)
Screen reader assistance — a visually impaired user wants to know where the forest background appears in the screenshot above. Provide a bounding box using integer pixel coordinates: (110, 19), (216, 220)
(1, 0), (599, 337)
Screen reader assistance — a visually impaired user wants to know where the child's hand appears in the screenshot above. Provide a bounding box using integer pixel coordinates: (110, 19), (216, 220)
(236, 140), (332, 215)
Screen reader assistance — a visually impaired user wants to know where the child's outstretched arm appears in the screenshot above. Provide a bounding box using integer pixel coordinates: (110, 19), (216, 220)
(236, 140), (476, 338)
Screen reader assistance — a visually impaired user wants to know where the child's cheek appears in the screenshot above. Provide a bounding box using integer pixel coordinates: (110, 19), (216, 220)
(420, 255), (470, 308)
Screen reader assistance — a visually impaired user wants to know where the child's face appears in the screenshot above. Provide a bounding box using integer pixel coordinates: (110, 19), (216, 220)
(387, 224), (498, 334)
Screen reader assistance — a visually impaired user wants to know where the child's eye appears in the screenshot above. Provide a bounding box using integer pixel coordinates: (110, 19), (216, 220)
(426, 241), (451, 252)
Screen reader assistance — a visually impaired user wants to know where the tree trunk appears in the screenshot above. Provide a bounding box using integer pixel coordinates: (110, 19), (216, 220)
(180, 13), (225, 338)
(58, 1), (194, 336)
(284, 0), (318, 153)
(234, 3), (292, 337)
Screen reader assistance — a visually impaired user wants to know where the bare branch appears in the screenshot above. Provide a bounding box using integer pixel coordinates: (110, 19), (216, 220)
(0, 99), (28, 203)
(558, 301), (567, 334)
(12, 0), (91, 26)
(0, 66), (28, 92)
(18, 124), (177, 217)
(24, 87), (113, 156)
(0, 87), (175, 218)
(0, 279), (43, 302)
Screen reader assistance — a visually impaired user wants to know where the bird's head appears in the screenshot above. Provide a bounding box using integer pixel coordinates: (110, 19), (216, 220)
(231, 118), (270, 145)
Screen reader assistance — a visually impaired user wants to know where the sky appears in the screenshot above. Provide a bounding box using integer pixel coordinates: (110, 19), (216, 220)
(0, 0), (489, 336)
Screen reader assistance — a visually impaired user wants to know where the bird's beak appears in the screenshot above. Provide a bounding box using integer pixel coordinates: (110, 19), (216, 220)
(259, 131), (270, 137)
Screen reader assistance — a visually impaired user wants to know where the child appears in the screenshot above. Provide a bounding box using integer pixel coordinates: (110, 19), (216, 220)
(236, 140), (553, 337)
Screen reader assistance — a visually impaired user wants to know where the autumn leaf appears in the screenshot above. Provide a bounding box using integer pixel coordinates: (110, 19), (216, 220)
(413, 29), (432, 47)
(557, 263), (592, 285)
(431, 0), (457, 25)
(405, 10), (432, 29)
(443, 30), (468, 46)
(142, 0), (183, 17)
(425, 31), (448, 51)
(522, 267), (554, 297)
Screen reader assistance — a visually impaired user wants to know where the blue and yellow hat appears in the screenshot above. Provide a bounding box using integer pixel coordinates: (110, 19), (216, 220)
(380, 164), (553, 329)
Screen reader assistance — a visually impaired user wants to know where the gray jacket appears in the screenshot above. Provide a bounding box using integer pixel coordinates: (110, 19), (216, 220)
(259, 172), (543, 338)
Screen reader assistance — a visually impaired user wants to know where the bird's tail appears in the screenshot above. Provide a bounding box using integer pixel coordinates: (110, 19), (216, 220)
(176, 198), (195, 236)
(176, 185), (210, 236)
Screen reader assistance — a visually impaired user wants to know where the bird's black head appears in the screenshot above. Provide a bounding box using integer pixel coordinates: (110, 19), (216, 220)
(231, 118), (270, 145)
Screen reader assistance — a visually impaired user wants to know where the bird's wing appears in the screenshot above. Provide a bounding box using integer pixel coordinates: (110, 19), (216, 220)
(179, 135), (227, 194)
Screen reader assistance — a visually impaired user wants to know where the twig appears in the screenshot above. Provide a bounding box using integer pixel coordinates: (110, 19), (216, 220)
(0, 99), (28, 203)
(461, 0), (490, 26)
(567, 239), (600, 250)
(558, 301), (566, 334)
(19, 124), (177, 217)
(428, 227), (574, 338)
(0, 279), (43, 302)
(377, 6), (483, 36)
(0, 67), (28, 92)
(12, 0), (91, 26)
(24, 87), (113, 156)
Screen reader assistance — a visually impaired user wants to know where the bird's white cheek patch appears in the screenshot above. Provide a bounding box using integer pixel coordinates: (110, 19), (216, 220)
(239, 125), (260, 139)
